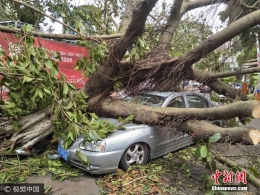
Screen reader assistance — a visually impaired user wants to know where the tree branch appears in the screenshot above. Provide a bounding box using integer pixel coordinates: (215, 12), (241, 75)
(119, 0), (141, 33)
(179, 9), (260, 67)
(90, 97), (260, 125)
(238, 0), (259, 10)
(189, 69), (246, 100)
(82, 0), (158, 98)
(112, 0), (158, 61)
(158, 0), (184, 48)
(214, 67), (260, 78)
(179, 120), (257, 144)
(0, 25), (122, 40)
(180, 0), (228, 16)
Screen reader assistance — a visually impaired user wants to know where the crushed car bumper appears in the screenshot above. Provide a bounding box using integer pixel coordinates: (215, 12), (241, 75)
(67, 148), (124, 174)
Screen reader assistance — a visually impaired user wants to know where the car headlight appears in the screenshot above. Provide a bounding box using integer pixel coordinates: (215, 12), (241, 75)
(79, 141), (106, 152)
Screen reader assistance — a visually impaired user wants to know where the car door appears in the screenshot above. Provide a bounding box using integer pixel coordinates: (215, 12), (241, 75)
(155, 95), (188, 157)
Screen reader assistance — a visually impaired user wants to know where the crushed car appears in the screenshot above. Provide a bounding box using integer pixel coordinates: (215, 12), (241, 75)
(57, 91), (224, 174)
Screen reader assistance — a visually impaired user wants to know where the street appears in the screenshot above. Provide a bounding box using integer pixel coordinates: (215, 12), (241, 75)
(245, 118), (260, 129)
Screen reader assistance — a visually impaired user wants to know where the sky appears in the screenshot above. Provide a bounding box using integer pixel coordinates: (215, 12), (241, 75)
(41, 0), (227, 34)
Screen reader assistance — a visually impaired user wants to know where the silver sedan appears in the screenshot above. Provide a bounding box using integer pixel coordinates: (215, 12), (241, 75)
(57, 91), (223, 174)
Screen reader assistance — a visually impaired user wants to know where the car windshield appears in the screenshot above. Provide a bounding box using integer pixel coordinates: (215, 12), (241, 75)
(123, 94), (165, 107)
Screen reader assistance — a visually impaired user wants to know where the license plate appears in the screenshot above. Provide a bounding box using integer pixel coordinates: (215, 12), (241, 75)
(58, 145), (69, 161)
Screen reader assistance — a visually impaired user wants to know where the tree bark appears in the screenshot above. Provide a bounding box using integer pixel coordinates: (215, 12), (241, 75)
(89, 97), (260, 124)
(119, 0), (142, 32)
(179, 120), (256, 144)
(158, 0), (184, 49)
(213, 67), (260, 78)
(81, 0), (158, 98)
(180, 0), (228, 16)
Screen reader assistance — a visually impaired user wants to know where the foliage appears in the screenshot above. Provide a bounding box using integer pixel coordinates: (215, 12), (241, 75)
(75, 41), (108, 76)
(168, 14), (228, 73)
(117, 115), (134, 130)
(194, 133), (222, 171)
(0, 0), (45, 25)
(46, 0), (121, 34)
(170, 15), (213, 56)
(236, 46), (257, 66)
(0, 28), (121, 150)
(0, 29), (64, 119)
(0, 151), (80, 183)
(130, 37), (150, 62)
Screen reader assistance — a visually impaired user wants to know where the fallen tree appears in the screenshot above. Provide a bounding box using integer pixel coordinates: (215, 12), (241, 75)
(1, 0), (260, 153)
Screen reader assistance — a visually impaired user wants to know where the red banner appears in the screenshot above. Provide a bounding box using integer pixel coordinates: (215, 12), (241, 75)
(0, 32), (89, 100)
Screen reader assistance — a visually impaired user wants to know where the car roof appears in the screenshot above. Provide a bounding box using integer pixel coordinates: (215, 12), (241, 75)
(144, 91), (173, 97)
(144, 91), (200, 98)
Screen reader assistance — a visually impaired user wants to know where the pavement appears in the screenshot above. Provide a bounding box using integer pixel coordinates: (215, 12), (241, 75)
(26, 173), (101, 195)
(245, 118), (260, 129)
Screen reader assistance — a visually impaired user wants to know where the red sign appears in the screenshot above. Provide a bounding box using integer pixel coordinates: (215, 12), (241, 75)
(0, 32), (89, 99)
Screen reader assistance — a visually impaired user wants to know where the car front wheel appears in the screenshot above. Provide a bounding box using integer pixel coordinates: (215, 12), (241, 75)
(119, 143), (149, 171)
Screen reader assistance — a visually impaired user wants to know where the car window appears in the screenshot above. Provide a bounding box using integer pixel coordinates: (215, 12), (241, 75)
(123, 94), (165, 107)
(166, 96), (185, 108)
(186, 95), (208, 108)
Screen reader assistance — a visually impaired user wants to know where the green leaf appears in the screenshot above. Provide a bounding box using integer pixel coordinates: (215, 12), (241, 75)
(195, 147), (201, 159)
(200, 145), (208, 158)
(138, 37), (145, 48)
(131, 47), (137, 55)
(9, 92), (20, 99)
(50, 66), (58, 76)
(44, 59), (53, 69)
(63, 83), (69, 95)
(155, 165), (162, 171)
(89, 113), (99, 120)
(74, 124), (80, 136)
(249, 166), (259, 178)
(68, 131), (74, 140)
(209, 133), (221, 143)
(89, 130), (101, 141)
(206, 153), (213, 162)
(17, 67), (30, 75)
(23, 76), (33, 83)
(52, 161), (63, 167)
(5, 102), (16, 109)
(76, 150), (89, 165)
(43, 88), (51, 95)
(63, 102), (73, 110)
(12, 120), (19, 131)
(38, 90), (43, 99)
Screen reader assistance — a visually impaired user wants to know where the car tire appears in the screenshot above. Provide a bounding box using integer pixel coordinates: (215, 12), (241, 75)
(119, 143), (149, 171)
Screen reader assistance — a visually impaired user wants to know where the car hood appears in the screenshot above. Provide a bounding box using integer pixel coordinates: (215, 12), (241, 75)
(76, 118), (149, 141)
